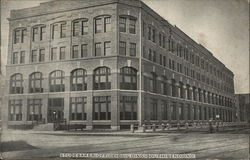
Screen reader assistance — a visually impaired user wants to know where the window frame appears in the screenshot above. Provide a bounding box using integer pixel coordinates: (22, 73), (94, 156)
(120, 67), (137, 90)
(93, 96), (111, 120)
(49, 70), (65, 92)
(71, 69), (87, 91)
(9, 99), (22, 121)
(29, 72), (43, 93)
(10, 73), (23, 94)
(70, 97), (87, 120)
(93, 67), (111, 90)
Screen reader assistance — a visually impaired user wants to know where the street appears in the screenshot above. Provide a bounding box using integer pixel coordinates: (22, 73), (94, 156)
(1, 129), (249, 159)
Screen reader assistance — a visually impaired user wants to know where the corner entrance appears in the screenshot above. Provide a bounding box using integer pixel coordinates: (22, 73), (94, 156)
(48, 98), (64, 123)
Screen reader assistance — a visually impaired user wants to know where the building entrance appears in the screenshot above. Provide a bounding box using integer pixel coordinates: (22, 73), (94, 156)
(48, 98), (64, 123)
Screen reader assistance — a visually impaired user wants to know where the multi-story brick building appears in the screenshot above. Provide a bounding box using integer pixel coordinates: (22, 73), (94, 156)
(2, 0), (236, 130)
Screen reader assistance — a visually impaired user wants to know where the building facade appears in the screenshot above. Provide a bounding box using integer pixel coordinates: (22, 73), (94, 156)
(236, 94), (250, 122)
(2, 0), (236, 130)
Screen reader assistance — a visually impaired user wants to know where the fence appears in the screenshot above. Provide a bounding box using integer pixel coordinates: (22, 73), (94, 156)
(130, 122), (249, 133)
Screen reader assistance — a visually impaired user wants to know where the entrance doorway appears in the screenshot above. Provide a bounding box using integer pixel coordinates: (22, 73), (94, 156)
(48, 98), (64, 123)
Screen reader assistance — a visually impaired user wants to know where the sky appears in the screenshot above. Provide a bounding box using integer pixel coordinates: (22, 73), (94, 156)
(0, 0), (249, 94)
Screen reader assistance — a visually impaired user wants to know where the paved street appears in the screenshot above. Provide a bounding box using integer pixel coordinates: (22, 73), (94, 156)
(1, 129), (249, 159)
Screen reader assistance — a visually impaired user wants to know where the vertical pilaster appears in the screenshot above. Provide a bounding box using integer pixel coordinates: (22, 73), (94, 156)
(158, 99), (163, 122)
(167, 100), (171, 121)
(42, 96), (48, 123)
(22, 96), (28, 123)
(111, 92), (119, 130)
(86, 73), (93, 130)
(64, 94), (70, 123)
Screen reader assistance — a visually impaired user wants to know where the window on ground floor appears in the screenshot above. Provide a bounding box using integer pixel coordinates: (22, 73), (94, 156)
(93, 96), (111, 120)
(120, 96), (137, 120)
(70, 97), (86, 120)
(27, 99), (42, 121)
(9, 99), (22, 121)
(150, 99), (157, 120)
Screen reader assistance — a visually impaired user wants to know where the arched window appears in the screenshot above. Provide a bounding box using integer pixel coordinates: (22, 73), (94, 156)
(10, 73), (23, 94)
(71, 69), (87, 91)
(93, 67), (111, 90)
(120, 67), (137, 90)
(49, 70), (65, 92)
(29, 72), (43, 93)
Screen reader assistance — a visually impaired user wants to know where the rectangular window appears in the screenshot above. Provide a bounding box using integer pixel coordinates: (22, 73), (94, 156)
(163, 56), (166, 66)
(12, 52), (18, 64)
(95, 43), (102, 56)
(148, 26), (151, 40)
(60, 23), (66, 38)
(153, 51), (156, 62)
(33, 27), (38, 42)
(82, 21), (88, 35)
(129, 18), (136, 34)
(152, 29), (156, 42)
(9, 99), (22, 121)
(14, 30), (21, 44)
(129, 43), (136, 56)
(148, 49), (152, 60)
(93, 96), (111, 120)
(159, 54), (162, 65)
(159, 33), (162, 46)
(52, 24), (58, 39)
(104, 17), (111, 32)
(39, 49), (45, 62)
(21, 29), (27, 43)
(20, 51), (25, 64)
(72, 45), (79, 59)
(172, 60), (175, 70)
(81, 44), (88, 57)
(119, 17), (126, 32)
(40, 26), (46, 41)
(104, 41), (111, 56)
(95, 18), (102, 33)
(150, 99), (157, 120)
(169, 59), (172, 69)
(27, 99), (42, 121)
(119, 41), (126, 56)
(51, 47), (57, 61)
(163, 36), (166, 48)
(120, 96), (137, 120)
(31, 50), (37, 63)
(73, 21), (80, 36)
(60, 47), (66, 60)
(70, 97), (86, 120)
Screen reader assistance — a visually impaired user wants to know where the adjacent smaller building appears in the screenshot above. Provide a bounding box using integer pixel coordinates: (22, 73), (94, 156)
(236, 94), (250, 122)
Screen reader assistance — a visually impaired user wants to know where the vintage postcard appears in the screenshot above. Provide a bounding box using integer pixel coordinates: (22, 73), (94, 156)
(0, 0), (249, 159)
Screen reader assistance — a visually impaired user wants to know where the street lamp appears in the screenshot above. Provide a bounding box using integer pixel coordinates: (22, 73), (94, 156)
(53, 111), (56, 122)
